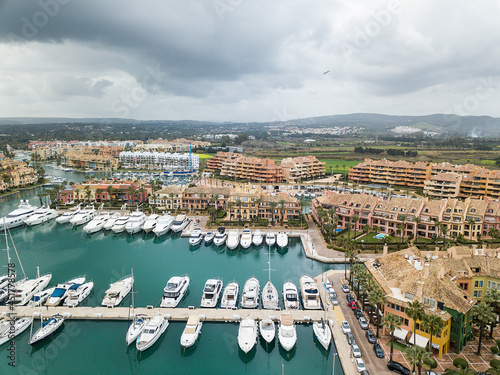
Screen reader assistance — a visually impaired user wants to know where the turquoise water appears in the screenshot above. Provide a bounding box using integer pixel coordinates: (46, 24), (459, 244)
(0, 187), (344, 375)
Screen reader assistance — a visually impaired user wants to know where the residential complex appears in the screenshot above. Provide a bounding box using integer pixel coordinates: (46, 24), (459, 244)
(0, 158), (38, 192)
(280, 156), (326, 183)
(119, 151), (199, 171)
(58, 181), (150, 204)
(64, 151), (119, 171)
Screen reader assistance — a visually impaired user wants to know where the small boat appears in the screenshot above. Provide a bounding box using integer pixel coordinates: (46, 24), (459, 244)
(276, 232), (288, 249)
(55, 204), (81, 224)
(125, 210), (146, 235)
(0, 200), (36, 229)
(24, 207), (59, 226)
(27, 287), (55, 307)
(238, 317), (258, 353)
(252, 230), (263, 246)
(111, 215), (130, 233)
(83, 212), (110, 234)
(153, 214), (174, 237)
(46, 276), (86, 306)
(0, 289), (7, 303)
(241, 278), (260, 309)
(63, 281), (94, 307)
(313, 319), (332, 350)
(171, 214), (190, 233)
(136, 313), (169, 351)
(259, 319), (275, 343)
(188, 228), (203, 246)
(102, 275), (134, 308)
(220, 282), (239, 309)
(200, 278), (223, 308)
(9, 272), (52, 306)
(240, 228), (252, 249)
(278, 313), (297, 351)
(0, 275), (9, 290)
(69, 206), (96, 226)
(160, 275), (190, 308)
(29, 314), (65, 345)
(226, 229), (240, 250)
(0, 317), (32, 346)
(142, 214), (160, 233)
(213, 227), (227, 247)
(300, 275), (321, 310)
(103, 213), (121, 230)
(265, 232), (276, 247)
(204, 231), (215, 244)
(126, 314), (149, 346)
(180, 315), (202, 348)
(283, 281), (299, 310)
(262, 280), (279, 310)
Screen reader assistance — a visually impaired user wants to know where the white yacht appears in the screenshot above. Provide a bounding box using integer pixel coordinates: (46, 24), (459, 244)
(0, 200), (36, 229)
(200, 278), (223, 308)
(125, 210), (146, 235)
(213, 227), (227, 247)
(180, 315), (202, 348)
(204, 231), (215, 244)
(259, 319), (275, 343)
(55, 205), (81, 224)
(29, 314), (65, 345)
(24, 207), (59, 226)
(262, 280), (279, 310)
(241, 278), (260, 309)
(10, 273), (52, 306)
(252, 230), (263, 246)
(171, 214), (190, 233)
(276, 232), (288, 248)
(63, 281), (94, 307)
(238, 317), (258, 354)
(278, 313), (297, 351)
(300, 275), (321, 310)
(160, 275), (190, 308)
(83, 212), (110, 234)
(226, 229), (240, 250)
(313, 319), (332, 350)
(220, 282), (239, 309)
(103, 213), (121, 231)
(153, 214), (174, 237)
(102, 275), (134, 307)
(283, 282), (299, 310)
(136, 313), (169, 351)
(0, 275), (9, 289)
(126, 314), (148, 346)
(0, 317), (32, 346)
(111, 215), (130, 234)
(265, 232), (276, 247)
(46, 276), (86, 306)
(69, 206), (96, 226)
(240, 228), (252, 249)
(27, 287), (55, 307)
(188, 228), (203, 246)
(142, 214), (160, 233)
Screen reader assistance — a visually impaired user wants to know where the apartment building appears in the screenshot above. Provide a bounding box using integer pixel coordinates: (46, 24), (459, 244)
(58, 180), (149, 204)
(31, 147), (58, 160)
(8, 166), (38, 188)
(64, 151), (118, 171)
(151, 186), (185, 210)
(228, 185), (261, 221)
(258, 194), (301, 222)
(459, 169), (500, 200)
(424, 173), (463, 199)
(280, 156), (325, 183)
(119, 151), (199, 171)
(182, 186), (230, 211)
(205, 152), (240, 172)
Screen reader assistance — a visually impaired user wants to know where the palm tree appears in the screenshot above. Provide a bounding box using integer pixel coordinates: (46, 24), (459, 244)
(488, 227), (500, 244)
(106, 185), (113, 202)
(278, 199), (286, 225)
(421, 314), (445, 356)
(299, 199), (306, 228)
(84, 185), (92, 203)
(227, 201), (234, 225)
(405, 345), (431, 375)
(368, 287), (387, 338)
(96, 188), (102, 203)
(382, 313), (402, 360)
(467, 218), (476, 241)
(74, 188), (80, 202)
(413, 216), (421, 243)
(472, 302), (496, 355)
(397, 223), (404, 250)
(352, 214), (359, 239)
(406, 300), (425, 354)
(269, 202), (277, 224)
(345, 222), (352, 240)
(485, 289), (500, 339)
(443, 366), (477, 375)
(372, 226), (380, 253)
(351, 264), (365, 298)
(346, 246), (359, 285)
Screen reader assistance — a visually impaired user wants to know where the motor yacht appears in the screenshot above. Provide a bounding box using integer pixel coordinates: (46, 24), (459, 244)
(160, 275), (190, 308)
(111, 215), (130, 234)
(125, 210), (146, 235)
(103, 213), (121, 230)
(188, 228), (203, 246)
(83, 212), (110, 234)
(283, 281), (299, 310)
(29, 314), (65, 345)
(69, 206), (96, 226)
(180, 315), (202, 348)
(313, 319), (332, 350)
(136, 313), (169, 351)
(278, 313), (297, 351)
(213, 227), (227, 247)
(0, 275), (9, 290)
(276, 232), (288, 248)
(204, 231), (215, 244)
(265, 232), (276, 247)
(241, 278), (260, 309)
(24, 207), (59, 227)
(259, 319), (275, 343)
(226, 229), (240, 250)
(252, 230), (263, 246)
(63, 281), (94, 307)
(55, 204), (81, 224)
(126, 314), (148, 346)
(300, 275), (321, 310)
(27, 287), (55, 307)
(152, 214), (174, 237)
(171, 214), (190, 233)
(46, 276), (86, 306)
(200, 279), (223, 308)
(0, 200), (36, 229)
(238, 317), (258, 353)
(9, 273), (52, 306)
(262, 280), (279, 310)
(102, 275), (134, 307)
(220, 282), (239, 309)
(0, 317), (32, 346)
(240, 229), (252, 249)
(142, 214), (160, 233)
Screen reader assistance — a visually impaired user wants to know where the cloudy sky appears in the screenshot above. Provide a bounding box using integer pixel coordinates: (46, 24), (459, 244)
(0, 0), (499, 122)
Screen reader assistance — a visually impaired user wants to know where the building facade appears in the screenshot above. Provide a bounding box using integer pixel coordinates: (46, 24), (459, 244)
(119, 151), (199, 171)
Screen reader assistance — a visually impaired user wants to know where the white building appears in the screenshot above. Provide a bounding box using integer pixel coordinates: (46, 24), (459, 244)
(119, 151), (199, 171)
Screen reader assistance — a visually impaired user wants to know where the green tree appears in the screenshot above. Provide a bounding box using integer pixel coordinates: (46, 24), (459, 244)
(421, 314), (445, 356)
(352, 214), (359, 239)
(405, 345), (431, 375)
(406, 299), (425, 362)
(382, 313), (402, 360)
(472, 302), (496, 355)
(278, 199), (286, 225)
(413, 216), (421, 243)
(485, 289), (500, 339)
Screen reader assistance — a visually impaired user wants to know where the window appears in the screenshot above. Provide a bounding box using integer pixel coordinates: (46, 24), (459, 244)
(405, 292), (415, 300)
(474, 280), (483, 288)
(401, 306), (405, 313)
(474, 290), (482, 298)
(404, 318), (409, 326)
(423, 296), (436, 308)
(391, 303), (395, 309)
(459, 283), (468, 291)
(396, 305), (400, 311)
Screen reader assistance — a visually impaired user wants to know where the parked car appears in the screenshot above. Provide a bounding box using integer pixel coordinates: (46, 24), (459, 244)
(360, 371), (370, 375)
(365, 330), (376, 344)
(355, 358), (366, 373)
(341, 321), (351, 334)
(346, 332), (356, 346)
(346, 294), (354, 302)
(359, 317), (369, 330)
(373, 343), (384, 358)
(352, 344), (362, 358)
(342, 284), (350, 293)
(354, 309), (363, 319)
(325, 281), (332, 289)
(387, 360), (411, 375)
(330, 295), (339, 306)
(349, 301), (358, 310)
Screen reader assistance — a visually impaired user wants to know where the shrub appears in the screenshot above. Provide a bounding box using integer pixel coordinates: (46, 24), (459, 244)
(423, 357), (438, 369)
(496, 339), (500, 347)
(492, 346), (499, 354)
(453, 358), (468, 369)
(491, 358), (500, 369)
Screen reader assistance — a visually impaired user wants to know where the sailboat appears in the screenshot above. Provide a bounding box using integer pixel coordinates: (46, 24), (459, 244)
(262, 245), (279, 310)
(29, 314), (65, 345)
(0, 317), (32, 346)
(126, 270), (148, 346)
(313, 272), (331, 350)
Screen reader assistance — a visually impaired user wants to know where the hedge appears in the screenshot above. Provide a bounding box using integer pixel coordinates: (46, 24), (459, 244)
(453, 358), (468, 369)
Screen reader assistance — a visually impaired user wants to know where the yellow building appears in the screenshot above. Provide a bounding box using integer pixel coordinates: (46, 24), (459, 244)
(228, 184), (262, 221)
(152, 186), (186, 210)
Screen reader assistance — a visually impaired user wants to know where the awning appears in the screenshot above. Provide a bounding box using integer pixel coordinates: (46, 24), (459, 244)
(393, 327), (409, 341)
(410, 333), (429, 348)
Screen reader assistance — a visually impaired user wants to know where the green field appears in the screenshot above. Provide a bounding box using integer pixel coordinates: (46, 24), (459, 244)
(319, 159), (361, 173)
(195, 153), (215, 159)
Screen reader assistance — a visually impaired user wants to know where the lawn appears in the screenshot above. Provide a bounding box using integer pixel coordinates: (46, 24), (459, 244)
(319, 159), (362, 174)
(195, 153), (215, 159)
(385, 340), (409, 352)
(356, 232), (396, 244)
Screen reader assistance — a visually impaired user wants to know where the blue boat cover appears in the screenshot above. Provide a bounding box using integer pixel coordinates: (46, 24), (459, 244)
(68, 284), (82, 291)
(51, 288), (66, 298)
